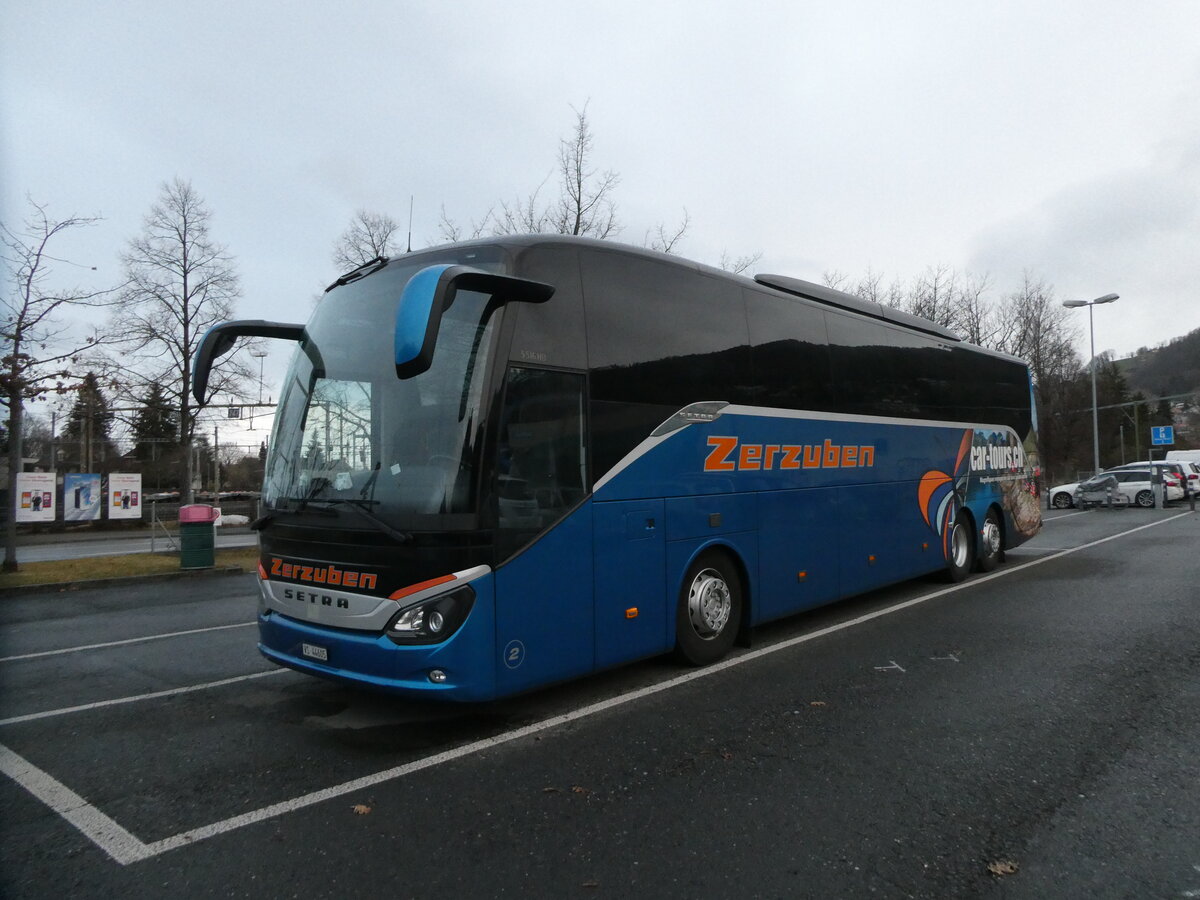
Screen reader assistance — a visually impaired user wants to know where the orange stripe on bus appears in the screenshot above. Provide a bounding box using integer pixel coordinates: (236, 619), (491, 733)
(389, 574), (457, 601)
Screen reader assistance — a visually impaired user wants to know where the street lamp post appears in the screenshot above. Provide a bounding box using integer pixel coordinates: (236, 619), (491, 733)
(1062, 293), (1119, 475)
(250, 349), (267, 404)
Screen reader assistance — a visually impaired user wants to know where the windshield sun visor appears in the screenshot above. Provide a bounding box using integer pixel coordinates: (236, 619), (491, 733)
(395, 265), (554, 379)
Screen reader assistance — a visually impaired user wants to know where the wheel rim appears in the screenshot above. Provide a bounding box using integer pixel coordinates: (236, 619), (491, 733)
(686, 568), (732, 640)
(1136, 490), (1153, 508)
(950, 522), (970, 569)
(981, 518), (1001, 557)
(1053, 493), (1071, 509)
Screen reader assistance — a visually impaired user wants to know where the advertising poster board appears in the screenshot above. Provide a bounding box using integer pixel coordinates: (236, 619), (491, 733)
(108, 473), (143, 520)
(64, 473), (102, 522)
(15, 471), (57, 523)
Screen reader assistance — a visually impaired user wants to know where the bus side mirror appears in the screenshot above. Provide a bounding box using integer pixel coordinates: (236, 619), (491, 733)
(192, 320), (305, 406)
(395, 265), (554, 379)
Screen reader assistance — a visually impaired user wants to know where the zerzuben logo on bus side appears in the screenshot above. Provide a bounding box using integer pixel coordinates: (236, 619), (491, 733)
(704, 436), (877, 472)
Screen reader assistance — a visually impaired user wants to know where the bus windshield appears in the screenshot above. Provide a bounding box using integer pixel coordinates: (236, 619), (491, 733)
(263, 252), (506, 528)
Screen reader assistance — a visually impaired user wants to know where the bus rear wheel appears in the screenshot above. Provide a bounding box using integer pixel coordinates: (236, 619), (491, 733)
(674, 551), (743, 666)
(943, 517), (974, 583)
(976, 509), (1003, 572)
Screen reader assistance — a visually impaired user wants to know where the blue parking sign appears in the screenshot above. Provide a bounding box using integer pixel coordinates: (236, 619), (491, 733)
(1151, 425), (1174, 445)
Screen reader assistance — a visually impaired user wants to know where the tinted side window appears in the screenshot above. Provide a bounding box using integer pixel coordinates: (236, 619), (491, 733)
(744, 289), (836, 412)
(508, 245), (587, 370)
(883, 327), (958, 421)
(581, 250), (751, 406)
(824, 312), (893, 417)
(590, 398), (679, 484)
(955, 349), (1030, 432)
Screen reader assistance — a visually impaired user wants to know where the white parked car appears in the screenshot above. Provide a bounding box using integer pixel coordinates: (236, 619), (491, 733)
(1049, 479), (1083, 509)
(1106, 460), (1193, 498)
(1073, 468), (1183, 508)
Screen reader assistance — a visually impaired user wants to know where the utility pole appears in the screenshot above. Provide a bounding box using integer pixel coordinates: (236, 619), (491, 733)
(213, 423), (221, 497)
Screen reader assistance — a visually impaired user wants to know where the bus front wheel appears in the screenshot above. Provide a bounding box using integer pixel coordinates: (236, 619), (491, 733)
(674, 551), (743, 666)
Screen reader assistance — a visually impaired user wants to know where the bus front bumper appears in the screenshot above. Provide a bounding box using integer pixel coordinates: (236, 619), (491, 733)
(257, 609), (496, 702)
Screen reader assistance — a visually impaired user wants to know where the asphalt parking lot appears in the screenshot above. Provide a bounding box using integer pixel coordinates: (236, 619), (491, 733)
(1, 505), (1197, 898)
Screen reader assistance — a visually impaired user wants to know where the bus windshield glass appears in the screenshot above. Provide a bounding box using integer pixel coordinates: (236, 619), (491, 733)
(263, 250), (506, 528)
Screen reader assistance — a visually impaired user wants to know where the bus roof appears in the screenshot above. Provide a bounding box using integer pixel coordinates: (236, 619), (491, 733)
(381, 234), (1025, 366)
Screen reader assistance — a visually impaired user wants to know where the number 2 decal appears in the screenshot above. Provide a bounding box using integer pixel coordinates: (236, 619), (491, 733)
(503, 640), (525, 669)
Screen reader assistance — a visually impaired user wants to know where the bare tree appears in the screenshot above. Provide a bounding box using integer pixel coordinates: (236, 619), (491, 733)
(904, 263), (960, 331)
(331, 209), (401, 272)
(994, 272), (1080, 384)
(1, 199), (121, 571)
(116, 178), (245, 504)
(436, 203), (493, 244)
(718, 250), (763, 275)
(955, 272), (997, 347)
(439, 103), (776, 268)
(549, 103), (620, 238)
(494, 182), (552, 236)
(821, 269), (849, 290)
(442, 103), (622, 241)
(645, 209), (690, 254)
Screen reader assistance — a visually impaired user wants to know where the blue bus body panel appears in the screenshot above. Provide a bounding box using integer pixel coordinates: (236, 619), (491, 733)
(593, 500), (668, 668)
(493, 506), (595, 696)
(593, 407), (1037, 625)
(755, 487), (841, 618)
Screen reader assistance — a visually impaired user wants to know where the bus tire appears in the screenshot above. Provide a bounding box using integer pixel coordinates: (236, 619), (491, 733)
(944, 516), (974, 583)
(674, 551), (743, 666)
(976, 509), (1003, 573)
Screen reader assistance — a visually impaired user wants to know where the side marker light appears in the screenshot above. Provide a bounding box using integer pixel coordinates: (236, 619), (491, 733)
(625, 607), (638, 619)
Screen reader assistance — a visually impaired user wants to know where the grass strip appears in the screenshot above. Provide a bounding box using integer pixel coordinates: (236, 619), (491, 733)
(0, 547), (261, 589)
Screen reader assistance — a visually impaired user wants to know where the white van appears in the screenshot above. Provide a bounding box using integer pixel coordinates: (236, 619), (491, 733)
(1165, 449), (1200, 463)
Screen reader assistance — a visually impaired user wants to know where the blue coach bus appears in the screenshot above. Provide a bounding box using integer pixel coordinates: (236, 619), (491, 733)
(194, 236), (1041, 701)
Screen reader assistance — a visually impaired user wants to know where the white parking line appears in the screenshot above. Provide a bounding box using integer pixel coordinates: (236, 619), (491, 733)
(2, 510), (1192, 865)
(0, 622), (255, 663)
(0, 745), (150, 865)
(0, 670), (288, 726)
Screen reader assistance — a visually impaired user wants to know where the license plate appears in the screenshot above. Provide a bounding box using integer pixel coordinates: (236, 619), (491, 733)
(301, 642), (329, 662)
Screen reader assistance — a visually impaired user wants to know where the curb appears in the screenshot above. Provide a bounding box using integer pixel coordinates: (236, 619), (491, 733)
(0, 566), (253, 597)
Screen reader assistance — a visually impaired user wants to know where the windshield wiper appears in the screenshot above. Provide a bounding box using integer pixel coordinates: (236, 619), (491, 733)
(360, 461), (381, 502)
(325, 256), (387, 291)
(303, 497), (413, 544)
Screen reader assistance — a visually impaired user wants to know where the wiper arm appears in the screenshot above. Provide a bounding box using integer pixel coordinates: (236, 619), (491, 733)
(360, 461), (381, 501)
(309, 498), (413, 544)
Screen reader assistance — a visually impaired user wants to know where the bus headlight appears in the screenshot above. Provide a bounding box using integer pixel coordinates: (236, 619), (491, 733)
(386, 585), (475, 644)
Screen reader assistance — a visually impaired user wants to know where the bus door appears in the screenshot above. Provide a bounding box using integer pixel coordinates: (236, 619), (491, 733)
(493, 366), (594, 692)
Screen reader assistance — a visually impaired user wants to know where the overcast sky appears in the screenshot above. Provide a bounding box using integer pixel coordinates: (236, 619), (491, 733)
(4, 0), (1199, 441)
